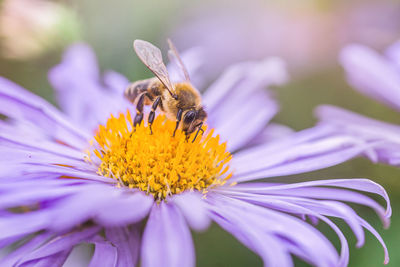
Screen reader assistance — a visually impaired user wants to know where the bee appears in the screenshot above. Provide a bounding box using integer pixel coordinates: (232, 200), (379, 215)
(124, 39), (207, 141)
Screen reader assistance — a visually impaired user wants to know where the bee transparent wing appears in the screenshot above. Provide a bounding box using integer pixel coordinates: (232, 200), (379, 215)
(167, 39), (191, 82)
(133, 40), (176, 96)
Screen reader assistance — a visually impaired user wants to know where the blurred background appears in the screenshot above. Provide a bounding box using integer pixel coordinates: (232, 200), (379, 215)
(0, 0), (399, 266)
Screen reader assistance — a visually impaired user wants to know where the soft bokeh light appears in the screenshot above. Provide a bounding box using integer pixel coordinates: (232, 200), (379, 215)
(0, 0), (81, 60)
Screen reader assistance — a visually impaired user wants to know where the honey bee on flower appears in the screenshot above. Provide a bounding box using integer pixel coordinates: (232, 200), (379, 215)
(125, 39), (207, 140)
(0, 42), (391, 267)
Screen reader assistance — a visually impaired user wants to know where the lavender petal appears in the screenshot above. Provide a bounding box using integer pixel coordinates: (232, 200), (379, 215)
(89, 241), (118, 267)
(0, 212), (52, 240)
(47, 186), (149, 231)
(0, 77), (90, 147)
(105, 227), (141, 267)
(224, 178), (391, 218)
(204, 58), (286, 151)
(224, 182), (389, 227)
(231, 127), (368, 182)
(141, 203), (195, 267)
(94, 191), (153, 227)
(20, 249), (72, 267)
(172, 192), (211, 231)
(88, 240), (118, 267)
(18, 227), (100, 265)
(316, 104), (400, 166)
(246, 122), (294, 147)
(0, 232), (52, 266)
(203, 58), (287, 112)
(103, 70), (130, 94)
(340, 44), (400, 111)
(212, 89), (278, 152)
(217, 184), (390, 265)
(208, 194), (339, 266)
(48, 44), (132, 131)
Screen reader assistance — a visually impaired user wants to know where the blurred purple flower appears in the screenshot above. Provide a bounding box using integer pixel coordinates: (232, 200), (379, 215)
(0, 44), (390, 266)
(171, 1), (336, 78)
(317, 40), (400, 166)
(339, 1), (400, 49)
(171, 0), (400, 78)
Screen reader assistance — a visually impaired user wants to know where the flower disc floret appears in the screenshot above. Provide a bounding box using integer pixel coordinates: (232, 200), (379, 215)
(89, 111), (233, 200)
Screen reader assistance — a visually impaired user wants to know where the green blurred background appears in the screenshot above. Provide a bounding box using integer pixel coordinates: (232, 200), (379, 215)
(1, 0), (400, 266)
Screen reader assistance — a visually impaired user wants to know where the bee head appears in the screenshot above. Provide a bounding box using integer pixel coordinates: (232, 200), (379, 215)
(182, 107), (207, 135)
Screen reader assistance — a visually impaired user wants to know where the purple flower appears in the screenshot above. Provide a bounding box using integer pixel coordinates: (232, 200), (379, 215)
(171, 0), (400, 78)
(0, 43), (390, 266)
(316, 40), (400, 166)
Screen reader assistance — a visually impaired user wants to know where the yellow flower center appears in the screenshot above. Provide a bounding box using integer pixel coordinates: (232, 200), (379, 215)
(88, 110), (233, 200)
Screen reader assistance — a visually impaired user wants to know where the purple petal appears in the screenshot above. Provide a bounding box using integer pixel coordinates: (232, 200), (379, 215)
(0, 232), (52, 266)
(0, 131), (86, 161)
(141, 203), (195, 267)
(172, 192), (211, 231)
(340, 44), (400, 111)
(0, 178), (82, 191)
(225, 182), (389, 228)
(18, 227), (100, 265)
(0, 119), (47, 141)
(45, 186), (116, 231)
(0, 77), (89, 148)
(316, 104), (400, 166)
(103, 70), (130, 94)
(358, 217), (390, 264)
(48, 44), (132, 131)
(316, 105), (400, 143)
(225, 178), (391, 218)
(47, 185), (149, 231)
(208, 194), (339, 266)
(203, 58), (287, 112)
(203, 58), (286, 151)
(231, 126), (368, 182)
(212, 90), (278, 151)
(20, 250), (72, 267)
(0, 180), (81, 209)
(0, 148), (93, 176)
(213, 211), (294, 267)
(386, 40), (400, 71)
(58, 43), (100, 79)
(216, 180), (390, 264)
(227, 192), (366, 246)
(0, 235), (23, 250)
(0, 212), (52, 240)
(0, 162), (114, 184)
(222, 192), (389, 266)
(94, 191), (153, 227)
(88, 240), (118, 267)
(105, 227), (141, 267)
(246, 122), (294, 147)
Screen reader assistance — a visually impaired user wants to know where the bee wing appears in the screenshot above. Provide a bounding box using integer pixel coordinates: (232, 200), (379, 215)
(167, 39), (191, 82)
(133, 40), (175, 96)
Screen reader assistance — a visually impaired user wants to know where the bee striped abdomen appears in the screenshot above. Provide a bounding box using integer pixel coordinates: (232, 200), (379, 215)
(124, 77), (165, 104)
(124, 79), (151, 103)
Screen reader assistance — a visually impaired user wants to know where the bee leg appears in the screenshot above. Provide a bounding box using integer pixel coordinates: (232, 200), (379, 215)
(148, 96), (161, 134)
(192, 122), (204, 143)
(172, 109), (183, 137)
(134, 93), (147, 126)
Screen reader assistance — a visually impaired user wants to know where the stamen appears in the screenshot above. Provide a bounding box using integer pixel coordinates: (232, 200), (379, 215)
(88, 110), (233, 201)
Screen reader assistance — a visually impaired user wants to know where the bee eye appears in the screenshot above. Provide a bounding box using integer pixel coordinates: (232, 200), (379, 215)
(184, 111), (196, 123)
